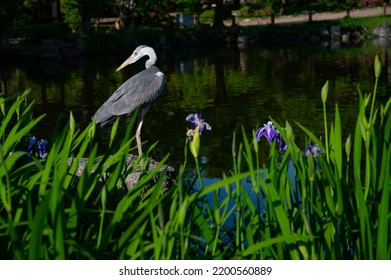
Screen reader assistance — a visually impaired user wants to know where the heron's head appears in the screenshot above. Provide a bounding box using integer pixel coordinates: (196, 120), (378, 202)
(116, 45), (156, 72)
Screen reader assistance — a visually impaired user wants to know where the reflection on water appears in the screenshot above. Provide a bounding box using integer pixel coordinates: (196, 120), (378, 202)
(1, 40), (390, 179)
(194, 161), (297, 228)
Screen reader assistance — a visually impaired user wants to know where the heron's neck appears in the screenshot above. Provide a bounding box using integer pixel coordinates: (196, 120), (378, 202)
(145, 47), (157, 69)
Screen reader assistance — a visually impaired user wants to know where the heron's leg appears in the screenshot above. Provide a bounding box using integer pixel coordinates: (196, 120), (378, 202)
(135, 120), (143, 157)
(136, 104), (150, 157)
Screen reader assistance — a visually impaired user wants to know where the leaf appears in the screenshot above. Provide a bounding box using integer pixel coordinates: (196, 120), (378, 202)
(239, 235), (306, 257)
(28, 194), (50, 260)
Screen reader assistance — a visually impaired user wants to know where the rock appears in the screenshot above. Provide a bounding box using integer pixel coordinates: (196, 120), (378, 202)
(330, 25), (341, 40)
(372, 22), (391, 37)
(68, 154), (176, 194)
(320, 29), (330, 39)
(122, 154), (175, 192)
(341, 32), (350, 44)
(372, 37), (390, 52)
(237, 35), (248, 49)
(330, 39), (341, 51)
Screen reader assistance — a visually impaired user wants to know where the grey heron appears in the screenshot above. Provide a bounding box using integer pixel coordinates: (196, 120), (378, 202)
(92, 45), (165, 157)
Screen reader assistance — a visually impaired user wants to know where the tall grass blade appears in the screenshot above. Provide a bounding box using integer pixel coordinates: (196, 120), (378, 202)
(28, 194), (50, 260)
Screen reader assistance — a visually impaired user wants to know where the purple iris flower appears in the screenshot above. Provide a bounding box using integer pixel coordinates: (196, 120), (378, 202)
(186, 113), (212, 135)
(37, 139), (49, 158)
(25, 136), (49, 160)
(276, 134), (287, 151)
(256, 121), (277, 143)
(305, 144), (323, 158)
(256, 121), (287, 151)
(26, 136), (37, 152)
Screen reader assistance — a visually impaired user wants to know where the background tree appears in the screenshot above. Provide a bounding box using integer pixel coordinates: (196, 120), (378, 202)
(60, 0), (79, 29)
(60, 0), (116, 34)
(135, 0), (174, 27)
(79, 0), (91, 35)
(232, 0), (240, 10)
(175, 0), (200, 13)
(0, 0), (23, 35)
(116, 0), (138, 28)
(1, 0), (386, 37)
(213, 0), (224, 28)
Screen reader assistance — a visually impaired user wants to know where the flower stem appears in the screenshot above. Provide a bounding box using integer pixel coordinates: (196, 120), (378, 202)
(323, 101), (329, 163)
(194, 157), (204, 189)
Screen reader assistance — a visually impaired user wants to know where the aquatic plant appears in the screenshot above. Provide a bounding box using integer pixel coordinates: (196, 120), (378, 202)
(25, 136), (49, 160)
(185, 112), (212, 189)
(256, 121), (287, 151)
(0, 55), (390, 260)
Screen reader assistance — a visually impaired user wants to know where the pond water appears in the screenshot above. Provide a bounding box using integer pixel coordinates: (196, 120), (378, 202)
(1, 39), (390, 181)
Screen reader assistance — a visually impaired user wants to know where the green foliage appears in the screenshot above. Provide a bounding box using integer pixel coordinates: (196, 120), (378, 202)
(60, 0), (80, 29)
(339, 17), (366, 32)
(175, 0), (201, 13)
(199, 9), (214, 24)
(0, 0), (24, 34)
(0, 89), (172, 259)
(1, 0), (389, 37)
(60, 0), (118, 30)
(1, 54), (390, 259)
(237, 3), (274, 17)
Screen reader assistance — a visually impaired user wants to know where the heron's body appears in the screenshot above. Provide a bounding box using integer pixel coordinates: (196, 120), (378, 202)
(92, 45), (165, 156)
(93, 65), (165, 125)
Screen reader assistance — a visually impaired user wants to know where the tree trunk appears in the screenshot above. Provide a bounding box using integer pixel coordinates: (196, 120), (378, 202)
(79, 0), (92, 36)
(37, 0), (43, 23)
(54, 0), (62, 21)
(232, 0), (240, 10)
(213, 0), (224, 28)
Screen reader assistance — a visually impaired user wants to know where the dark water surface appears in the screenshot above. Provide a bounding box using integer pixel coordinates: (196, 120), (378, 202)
(1, 40), (390, 179)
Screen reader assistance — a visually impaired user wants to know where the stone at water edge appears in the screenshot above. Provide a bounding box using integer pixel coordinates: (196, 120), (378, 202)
(372, 22), (391, 37)
(68, 154), (176, 193)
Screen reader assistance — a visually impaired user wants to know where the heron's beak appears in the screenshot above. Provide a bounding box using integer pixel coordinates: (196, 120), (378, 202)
(116, 54), (138, 72)
(116, 59), (131, 72)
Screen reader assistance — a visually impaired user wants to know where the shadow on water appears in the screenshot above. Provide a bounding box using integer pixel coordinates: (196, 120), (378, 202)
(1, 39), (390, 181)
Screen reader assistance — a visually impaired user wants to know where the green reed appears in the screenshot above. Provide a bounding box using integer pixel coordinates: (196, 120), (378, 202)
(1, 55), (390, 260)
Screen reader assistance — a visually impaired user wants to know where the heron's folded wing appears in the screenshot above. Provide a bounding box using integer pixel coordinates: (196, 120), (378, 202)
(109, 69), (165, 116)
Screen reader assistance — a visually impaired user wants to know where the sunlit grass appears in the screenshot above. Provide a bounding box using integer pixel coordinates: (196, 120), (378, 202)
(0, 55), (390, 260)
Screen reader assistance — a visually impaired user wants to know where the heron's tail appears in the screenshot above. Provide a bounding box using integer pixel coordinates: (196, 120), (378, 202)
(92, 103), (116, 126)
